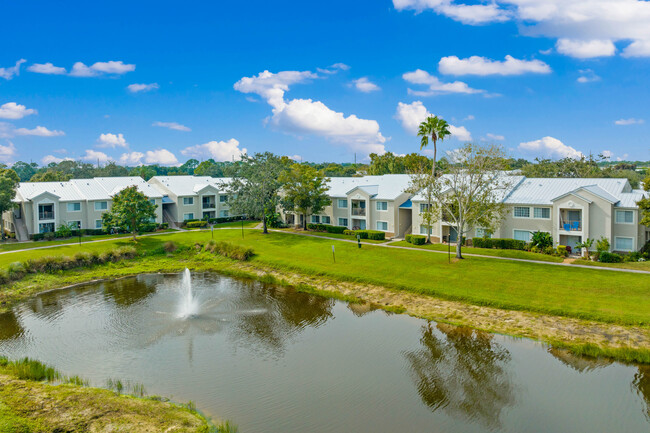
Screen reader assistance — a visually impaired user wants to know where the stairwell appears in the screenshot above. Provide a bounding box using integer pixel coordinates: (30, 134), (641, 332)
(163, 209), (179, 229)
(13, 214), (29, 242)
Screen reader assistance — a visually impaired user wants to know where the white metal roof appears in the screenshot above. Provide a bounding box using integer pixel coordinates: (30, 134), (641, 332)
(411, 174), (524, 203)
(15, 177), (162, 203)
(505, 178), (629, 205)
(327, 174), (411, 200)
(15, 181), (85, 202)
(150, 176), (232, 197)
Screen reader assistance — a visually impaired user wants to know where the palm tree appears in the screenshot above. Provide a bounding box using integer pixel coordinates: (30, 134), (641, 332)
(417, 116), (451, 243)
(418, 116), (451, 178)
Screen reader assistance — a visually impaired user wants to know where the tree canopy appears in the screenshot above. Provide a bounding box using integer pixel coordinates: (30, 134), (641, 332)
(0, 168), (20, 240)
(101, 186), (157, 241)
(279, 164), (330, 229)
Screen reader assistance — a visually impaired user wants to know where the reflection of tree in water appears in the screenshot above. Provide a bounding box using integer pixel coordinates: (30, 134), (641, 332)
(404, 322), (516, 429)
(633, 366), (650, 420)
(228, 282), (333, 357)
(548, 347), (612, 373)
(0, 310), (23, 342)
(103, 275), (158, 307)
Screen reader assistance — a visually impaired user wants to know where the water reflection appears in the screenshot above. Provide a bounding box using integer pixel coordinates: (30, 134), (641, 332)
(404, 322), (516, 429)
(0, 310), (23, 342)
(634, 366), (650, 420)
(103, 276), (157, 307)
(548, 347), (613, 372)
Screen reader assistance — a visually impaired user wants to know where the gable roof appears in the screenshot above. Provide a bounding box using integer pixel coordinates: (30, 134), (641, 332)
(15, 177), (162, 203)
(150, 176), (232, 197)
(504, 178), (629, 205)
(327, 174), (411, 200)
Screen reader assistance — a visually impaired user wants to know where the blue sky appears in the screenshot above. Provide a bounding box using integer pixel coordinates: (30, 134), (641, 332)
(1, 0), (649, 166)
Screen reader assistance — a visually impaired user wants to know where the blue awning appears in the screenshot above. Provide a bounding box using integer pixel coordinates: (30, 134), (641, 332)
(162, 196), (174, 204)
(399, 199), (412, 209)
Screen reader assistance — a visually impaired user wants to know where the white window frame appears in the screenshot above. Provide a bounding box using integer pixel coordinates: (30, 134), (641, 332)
(513, 207), (530, 218)
(476, 228), (492, 238)
(183, 197), (194, 206)
(615, 210), (634, 224)
(376, 201), (388, 211)
(219, 195), (228, 203)
(338, 218), (348, 227)
(614, 236), (634, 252)
(419, 203), (430, 214)
(533, 207), (550, 219)
(67, 202), (81, 212)
(183, 213), (194, 221)
(311, 215), (320, 224)
(321, 216), (331, 224)
(420, 225), (432, 235)
(337, 199), (348, 208)
(94, 201), (108, 211)
(513, 229), (532, 241)
(219, 210), (229, 217)
(69, 221), (81, 229)
(95, 220), (103, 229)
(376, 220), (388, 231)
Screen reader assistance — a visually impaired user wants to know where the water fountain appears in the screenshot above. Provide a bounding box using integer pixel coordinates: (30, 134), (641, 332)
(178, 268), (199, 318)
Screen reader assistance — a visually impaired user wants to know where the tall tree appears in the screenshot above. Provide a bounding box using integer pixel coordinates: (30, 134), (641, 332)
(279, 164), (330, 229)
(101, 186), (157, 241)
(427, 143), (514, 259)
(0, 169), (20, 241)
(638, 173), (650, 228)
(30, 169), (73, 182)
(228, 152), (288, 234)
(11, 161), (38, 181)
(418, 116), (451, 179)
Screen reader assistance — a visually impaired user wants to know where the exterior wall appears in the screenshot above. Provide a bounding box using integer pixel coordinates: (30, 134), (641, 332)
(499, 204), (554, 241)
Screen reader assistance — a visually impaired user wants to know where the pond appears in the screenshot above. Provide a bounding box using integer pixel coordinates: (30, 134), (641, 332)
(0, 271), (648, 433)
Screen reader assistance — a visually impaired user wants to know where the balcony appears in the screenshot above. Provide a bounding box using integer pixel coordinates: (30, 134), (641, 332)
(351, 200), (366, 217)
(202, 202), (216, 210)
(351, 208), (366, 217)
(38, 211), (54, 220)
(560, 220), (582, 231)
(559, 209), (582, 231)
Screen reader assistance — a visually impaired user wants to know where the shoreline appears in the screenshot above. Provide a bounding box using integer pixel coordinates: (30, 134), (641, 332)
(3, 254), (649, 365)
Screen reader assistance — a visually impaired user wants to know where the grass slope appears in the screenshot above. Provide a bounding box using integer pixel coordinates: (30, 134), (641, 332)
(390, 240), (565, 262)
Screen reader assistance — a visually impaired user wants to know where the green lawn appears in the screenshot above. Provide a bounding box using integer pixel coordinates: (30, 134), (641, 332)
(278, 228), (389, 243)
(1, 229), (649, 326)
(390, 241), (565, 263)
(571, 258), (650, 271)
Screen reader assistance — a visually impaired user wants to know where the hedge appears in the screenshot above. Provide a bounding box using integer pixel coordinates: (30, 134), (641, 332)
(354, 230), (385, 240)
(599, 251), (623, 263)
(472, 237), (527, 250)
(186, 221), (208, 229)
(207, 216), (245, 224)
(406, 234), (426, 245)
(203, 240), (254, 261)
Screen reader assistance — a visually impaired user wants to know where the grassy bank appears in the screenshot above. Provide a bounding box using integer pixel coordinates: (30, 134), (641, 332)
(571, 257), (650, 271)
(0, 357), (214, 432)
(390, 240), (565, 262)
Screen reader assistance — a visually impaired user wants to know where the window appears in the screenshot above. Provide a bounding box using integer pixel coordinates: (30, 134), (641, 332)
(183, 213), (194, 221)
(95, 220), (103, 229)
(94, 201), (108, 211)
(533, 207), (550, 219)
(376, 201), (388, 211)
(513, 230), (532, 241)
(420, 225), (432, 235)
(219, 210), (229, 217)
(476, 228), (492, 238)
(322, 216), (331, 224)
(38, 204), (54, 220)
(376, 221), (388, 231)
(420, 203), (430, 213)
(183, 197), (194, 206)
(311, 215), (320, 223)
(514, 207), (530, 218)
(69, 221), (81, 229)
(338, 199), (348, 208)
(67, 202), (81, 212)
(615, 237), (634, 251)
(338, 218), (348, 227)
(615, 210), (634, 224)
(219, 195), (228, 203)
(38, 222), (55, 233)
(149, 199), (156, 205)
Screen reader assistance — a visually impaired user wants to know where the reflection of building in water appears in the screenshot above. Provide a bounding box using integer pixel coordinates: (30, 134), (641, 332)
(404, 322), (516, 429)
(0, 311), (24, 342)
(634, 366), (650, 420)
(548, 347), (613, 372)
(346, 301), (378, 317)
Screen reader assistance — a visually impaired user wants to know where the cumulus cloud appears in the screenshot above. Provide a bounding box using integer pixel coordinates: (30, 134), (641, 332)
(127, 83), (159, 93)
(97, 133), (128, 148)
(181, 138), (247, 161)
(41, 155), (73, 164)
(352, 77), (381, 93)
(395, 101), (472, 142)
(0, 59), (26, 80)
(144, 149), (179, 165)
(0, 102), (37, 120)
(518, 136), (583, 159)
(317, 63), (350, 74)
(394, 0), (650, 58)
(403, 69), (485, 96)
(69, 61), (135, 77)
(601, 150), (613, 159)
(28, 63), (66, 75)
(577, 69), (600, 83)
(485, 133), (505, 141)
(14, 126), (65, 137)
(235, 70), (387, 155)
(0, 141), (16, 162)
(439, 55), (551, 76)
(615, 118), (644, 125)
(119, 151), (145, 166)
(81, 149), (112, 164)
(152, 121), (191, 132)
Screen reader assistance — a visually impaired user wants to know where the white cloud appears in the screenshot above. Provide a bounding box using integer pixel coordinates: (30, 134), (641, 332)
(0, 141), (16, 162)
(119, 151), (145, 166)
(97, 133), (128, 148)
(317, 63), (350, 74)
(403, 69), (485, 96)
(615, 118), (644, 125)
(601, 150), (613, 159)
(394, 0), (650, 58)
(0, 102), (37, 120)
(28, 63), (66, 75)
(127, 83), (159, 93)
(69, 61), (135, 77)
(81, 149), (112, 164)
(41, 155), (73, 164)
(555, 39), (616, 58)
(235, 70), (387, 155)
(144, 149), (179, 165)
(577, 69), (600, 83)
(152, 121), (191, 132)
(439, 55), (551, 76)
(0, 59), (26, 80)
(181, 138), (247, 161)
(352, 77), (381, 93)
(616, 154), (629, 161)
(394, 101), (472, 142)
(485, 133), (505, 141)
(14, 126), (65, 137)
(464, 115), (475, 121)
(518, 136), (583, 159)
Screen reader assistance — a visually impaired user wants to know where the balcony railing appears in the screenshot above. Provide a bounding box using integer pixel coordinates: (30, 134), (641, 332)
(560, 220), (582, 231)
(39, 211), (54, 220)
(351, 208), (366, 216)
(202, 202), (216, 209)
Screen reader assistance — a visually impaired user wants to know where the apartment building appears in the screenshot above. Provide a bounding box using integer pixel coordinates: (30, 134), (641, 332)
(5, 177), (163, 240)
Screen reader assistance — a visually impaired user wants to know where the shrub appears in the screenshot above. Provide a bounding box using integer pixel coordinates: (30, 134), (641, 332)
(160, 222), (169, 229)
(409, 235), (426, 245)
(343, 229), (355, 236)
(55, 223), (73, 239)
(543, 246), (555, 255)
(366, 230), (385, 240)
(186, 221), (207, 229)
(472, 238), (527, 250)
(599, 251), (622, 263)
(530, 245), (541, 254)
(596, 236), (610, 253)
(531, 231), (553, 249)
(163, 241), (177, 253)
(7, 262), (24, 278)
(556, 245), (569, 257)
(354, 230), (368, 239)
(325, 225), (346, 234)
(211, 241), (254, 261)
(405, 234), (413, 243)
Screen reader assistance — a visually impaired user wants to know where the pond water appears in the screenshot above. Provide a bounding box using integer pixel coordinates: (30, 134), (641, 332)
(0, 272), (648, 433)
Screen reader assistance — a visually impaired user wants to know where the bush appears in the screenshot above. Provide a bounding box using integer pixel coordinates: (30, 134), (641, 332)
(186, 221), (207, 229)
(343, 229), (355, 236)
(596, 236), (610, 253)
(325, 225), (346, 234)
(405, 234), (412, 243)
(599, 251), (622, 263)
(160, 222), (169, 229)
(472, 238), (527, 250)
(163, 241), (177, 253)
(366, 230), (385, 240)
(409, 235), (427, 245)
(209, 241), (254, 261)
(557, 245), (569, 257)
(138, 222), (158, 233)
(354, 230), (368, 239)
(531, 231), (553, 249)
(55, 223), (73, 239)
